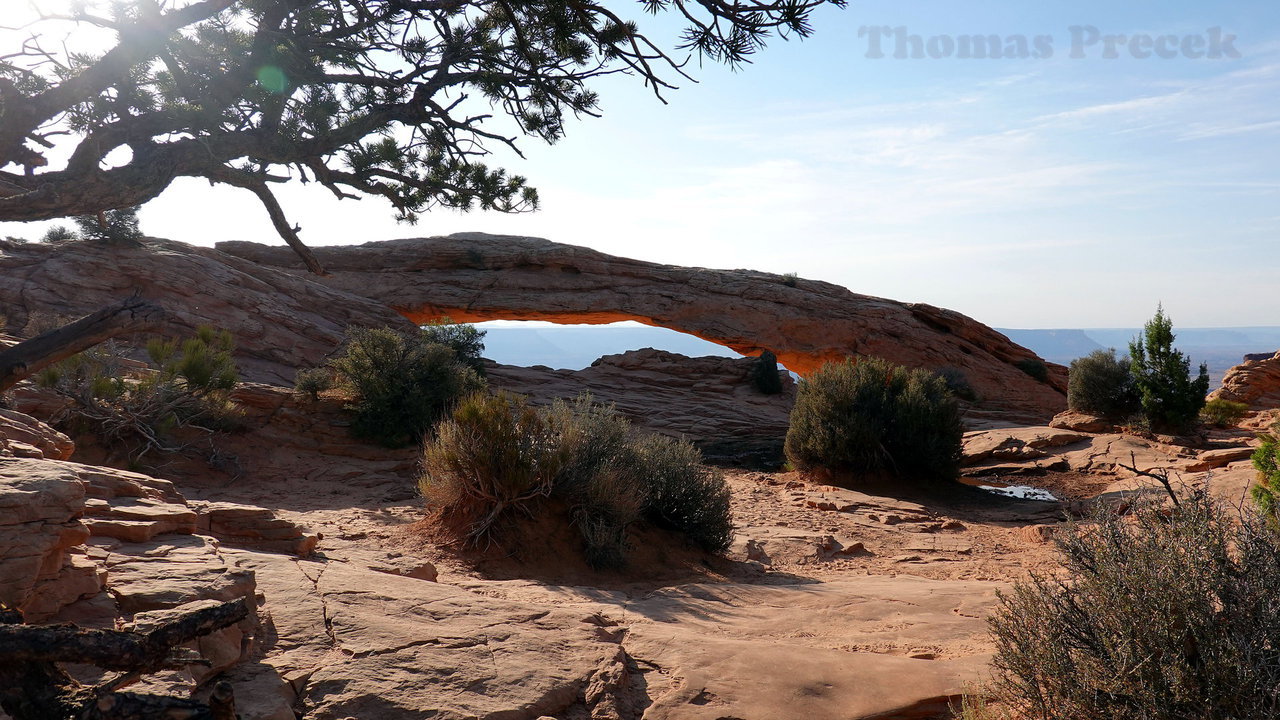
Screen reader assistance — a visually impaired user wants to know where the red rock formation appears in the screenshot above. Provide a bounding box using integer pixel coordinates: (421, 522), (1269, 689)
(1, 234), (1066, 418)
(218, 233), (1067, 418)
(486, 348), (794, 465)
(1212, 350), (1280, 410)
(0, 238), (414, 385)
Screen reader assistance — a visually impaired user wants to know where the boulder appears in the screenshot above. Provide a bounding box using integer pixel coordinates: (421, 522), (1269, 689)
(0, 459), (91, 619)
(193, 500), (319, 556)
(0, 407), (74, 460)
(1182, 446), (1257, 473)
(1213, 350), (1280, 410)
(1049, 410), (1118, 434)
(487, 348), (794, 465)
(963, 426), (1092, 466)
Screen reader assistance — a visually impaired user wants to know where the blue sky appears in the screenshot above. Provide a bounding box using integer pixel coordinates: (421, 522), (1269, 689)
(3, 0), (1278, 329)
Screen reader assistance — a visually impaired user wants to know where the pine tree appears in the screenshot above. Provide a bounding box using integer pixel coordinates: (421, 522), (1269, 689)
(0, 0), (847, 273)
(1128, 305), (1210, 432)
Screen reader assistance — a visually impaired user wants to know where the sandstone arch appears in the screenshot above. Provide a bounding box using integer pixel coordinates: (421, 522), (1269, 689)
(217, 233), (1066, 419)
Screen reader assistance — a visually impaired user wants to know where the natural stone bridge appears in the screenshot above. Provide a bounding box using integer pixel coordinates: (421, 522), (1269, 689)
(217, 233), (1067, 419)
(0, 234), (1065, 419)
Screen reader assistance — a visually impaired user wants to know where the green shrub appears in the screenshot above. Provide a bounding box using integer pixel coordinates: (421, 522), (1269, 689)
(40, 226), (77, 243)
(748, 351), (783, 395)
(784, 357), (962, 483)
(1067, 348), (1140, 418)
(1129, 305), (1210, 432)
(421, 318), (487, 376)
(1200, 397), (1247, 428)
(781, 272), (799, 288)
(293, 367), (334, 401)
(36, 326), (241, 460)
(421, 392), (733, 568)
(936, 367), (978, 402)
(329, 326), (483, 447)
(989, 494), (1280, 720)
(145, 326), (239, 396)
(544, 394), (634, 491)
(1014, 358), (1049, 383)
(420, 391), (562, 543)
(1251, 434), (1280, 519)
(570, 465), (646, 569)
(543, 394), (645, 567)
(636, 434), (733, 552)
(74, 206), (143, 244)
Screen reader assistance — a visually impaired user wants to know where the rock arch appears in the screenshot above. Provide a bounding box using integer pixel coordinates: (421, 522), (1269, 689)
(218, 233), (1066, 419)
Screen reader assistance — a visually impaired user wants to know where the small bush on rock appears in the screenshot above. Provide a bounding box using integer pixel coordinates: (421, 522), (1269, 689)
(328, 326), (484, 447)
(40, 225), (77, 243)
(1014, 358), (1049, 383)
(784, 357), (962, 483)
(989, 494), (1280, 720)
(937, 367), (978, 402)
(1067, 348), (1140, 419)
(293, 367), (333, 401)
(37, 326), (241, 461)
(421, 392), (733, 568)
(1201, 398), (1248, 428)
(74, 206), (144, 244)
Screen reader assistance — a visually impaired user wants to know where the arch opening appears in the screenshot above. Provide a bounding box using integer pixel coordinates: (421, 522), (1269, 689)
(464, 320), (744, 370)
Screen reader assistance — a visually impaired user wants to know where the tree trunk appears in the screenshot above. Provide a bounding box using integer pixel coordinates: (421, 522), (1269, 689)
(0, 295), (166, 393)
(0, 600), (248, 720)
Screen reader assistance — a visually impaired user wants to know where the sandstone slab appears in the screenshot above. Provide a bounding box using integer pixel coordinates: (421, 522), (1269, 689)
(488, 348), (794, 464)
(100, 533), (257, 614)
(0, 408), (74, 460)
(231, 554), (625, 720)
(0, 458), (89, 618)
(1048, 410), (1118, 434)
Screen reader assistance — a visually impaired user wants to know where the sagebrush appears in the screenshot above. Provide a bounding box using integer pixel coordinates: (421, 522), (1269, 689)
(420, 392), (733, 568)
(989, 494), (1280, 720)
(784, 357), (962, 483)
(421, 391), (562, 542)
(1200, 397), (1247, 428)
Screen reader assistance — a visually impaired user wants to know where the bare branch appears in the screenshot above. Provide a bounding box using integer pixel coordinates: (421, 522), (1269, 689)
(0, 295), (166, 393)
